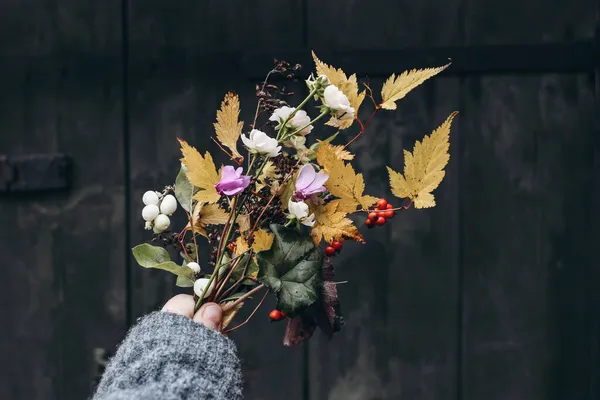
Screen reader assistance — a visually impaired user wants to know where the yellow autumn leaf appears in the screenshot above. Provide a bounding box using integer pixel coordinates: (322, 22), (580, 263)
(221, 301), (243, 330)
(316, 142), (377, 212)
(214, 92), (243, 159)
(387, 112), (457, 208)
(310, 202), (363, 245)
(256, 160), (281, 192)
(189, 202), (229, 237)
(380, 64), (450, 110)
(237, 214), (251, 232)
(331, 144), (354, 160)
(312, 51), (365, 129)
(234, 235), (249, 257)
(179, 139), (221, 203)
(251, 229), (273, 253)
(279, 176), (296, 210)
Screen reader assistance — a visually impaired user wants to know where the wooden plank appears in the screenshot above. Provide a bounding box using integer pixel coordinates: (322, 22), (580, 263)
(126, 2), (307, 399)
(463, 0), (597, 44)
(460, 74), (596, 400)
(0, 2), (126, 399)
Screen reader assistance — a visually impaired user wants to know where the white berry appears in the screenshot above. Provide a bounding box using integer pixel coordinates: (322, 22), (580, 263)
(193, 278), (214, 298)
(142, 190), (159, 206)
(142, 204), (160, 222)
(153, 214), (170, 233)
(187, 262), (201, 274)
(160, 194), (178, 216)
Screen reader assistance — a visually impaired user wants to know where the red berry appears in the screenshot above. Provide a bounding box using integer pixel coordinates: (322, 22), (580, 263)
(375, 216), (386, 226)
(383, 210), (395, 219)
(280, 311), (288, 319)
(386, 204), (393, 210)
(365, 218), (373, 226)
(368, 212), (378, 221)
(377, 198), (388, 209)
(332, 241), (343, 251)
(325, 246), (336, 256)
(269, 309), (282, 321)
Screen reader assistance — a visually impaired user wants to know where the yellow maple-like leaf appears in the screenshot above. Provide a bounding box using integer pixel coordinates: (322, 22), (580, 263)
(387, 112), (457, 208)
(316, 142), (377, 212)
(251, 229), (273, 253)
(221, 301), (243, 330)
(310, 202), (363, 245)
(279, 176), (296, 210)
(331, 144), (354, 160)
(256, 161), (281, 192)
(380, 64), (450, 110)
(179, 139), (221, 203)
(189, 202), (229, 237)
(214, 92), (243, 159)
(312, 51), (365, 129)
(234, 235), (249, 257)
(237, 214), (251, 232)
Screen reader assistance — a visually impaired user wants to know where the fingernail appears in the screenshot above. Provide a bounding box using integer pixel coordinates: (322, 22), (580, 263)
(201, 304), (222, 330)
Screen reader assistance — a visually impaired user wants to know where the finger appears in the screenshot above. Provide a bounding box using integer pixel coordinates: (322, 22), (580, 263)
(193, 302), (223, 331)
(161, 294), (196, 318)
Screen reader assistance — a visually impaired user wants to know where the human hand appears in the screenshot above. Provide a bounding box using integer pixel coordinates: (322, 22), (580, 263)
(162, 294), (223, 331)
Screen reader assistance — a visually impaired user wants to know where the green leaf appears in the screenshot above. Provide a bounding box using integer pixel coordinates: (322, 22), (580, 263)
(230, 254), (259, 286)
(176, 276), (195, 287)
(257, 224), (323, 316)
(132, 243), (195, 280)
(175, 164), (194, 213)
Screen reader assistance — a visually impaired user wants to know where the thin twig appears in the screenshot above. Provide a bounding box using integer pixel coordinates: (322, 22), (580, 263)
(344, 106), (381, 149)
(219, 257), (252, 300)
(222, 288), (270, 334)
(221, 284), (265, 313)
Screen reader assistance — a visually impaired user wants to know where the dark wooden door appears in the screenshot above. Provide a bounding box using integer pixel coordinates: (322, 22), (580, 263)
(1, 1), (598, 400)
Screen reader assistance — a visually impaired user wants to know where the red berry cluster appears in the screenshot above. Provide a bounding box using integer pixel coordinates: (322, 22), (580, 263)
(365, 198), (395, 228)
(324, 240), (343, 257)
(269, 309), (287, 321)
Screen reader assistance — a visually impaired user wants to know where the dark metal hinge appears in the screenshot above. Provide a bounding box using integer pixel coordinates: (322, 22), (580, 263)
(0, 153), (71, 193)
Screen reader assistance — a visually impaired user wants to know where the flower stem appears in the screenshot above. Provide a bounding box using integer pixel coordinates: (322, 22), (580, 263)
(276, 87), (319, 140)
(221, 284), (266, 313)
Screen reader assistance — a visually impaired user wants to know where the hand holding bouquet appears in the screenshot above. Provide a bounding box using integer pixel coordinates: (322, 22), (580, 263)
(133, 52), (457, 345)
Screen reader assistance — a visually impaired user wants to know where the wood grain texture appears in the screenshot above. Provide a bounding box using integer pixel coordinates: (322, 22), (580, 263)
(460, 74), (596, 400)
(0, 1), (126, 399)
(126, 2), (306, 399)
(307, 0), (462, 49)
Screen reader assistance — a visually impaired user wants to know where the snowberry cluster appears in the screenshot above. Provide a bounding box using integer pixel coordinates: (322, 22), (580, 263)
(365, 198), (395, 228)
(141, 190), (178, 233)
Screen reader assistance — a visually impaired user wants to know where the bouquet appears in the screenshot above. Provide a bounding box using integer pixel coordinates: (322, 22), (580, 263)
(132, 52), (457, 345)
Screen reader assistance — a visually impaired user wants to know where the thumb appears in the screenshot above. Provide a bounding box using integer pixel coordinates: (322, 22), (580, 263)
(193, 302), (223, 331)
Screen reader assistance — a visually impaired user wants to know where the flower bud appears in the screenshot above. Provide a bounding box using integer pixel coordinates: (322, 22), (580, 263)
(187, 262), (201, 274)
(142, 204), (160, 221)
(142, 190), (160, 206)
(160, 194), (177, 216)
(153, 214), (170, 233)
(193, 278), (214, 298)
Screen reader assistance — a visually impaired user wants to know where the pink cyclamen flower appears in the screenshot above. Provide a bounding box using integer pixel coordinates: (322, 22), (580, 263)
(215, 166), (250, 196)
(294, 164), (328, 201)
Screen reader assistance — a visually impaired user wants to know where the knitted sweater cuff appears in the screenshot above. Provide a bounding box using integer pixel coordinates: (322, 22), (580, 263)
(93, 311), (243, 400)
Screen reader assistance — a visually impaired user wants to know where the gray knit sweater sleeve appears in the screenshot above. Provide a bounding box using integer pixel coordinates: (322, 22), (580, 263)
(93, 311), (243, 400)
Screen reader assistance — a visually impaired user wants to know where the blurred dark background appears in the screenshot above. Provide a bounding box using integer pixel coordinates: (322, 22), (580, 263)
(1, 1), (599, 399)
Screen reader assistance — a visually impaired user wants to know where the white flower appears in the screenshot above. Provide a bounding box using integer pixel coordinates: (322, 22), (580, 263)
(323, 85), (355, 121)
(287, 199), (316, 227)
(142, 190), (160, 206)
(194, 278), (215, 298)
(269, 106), (314, 135)
(142, 204), (160, 222)
(187, 261), (201, 274)
(160, 194), (177, 215)
(153, 214), (170, 233)
(241, 129), (281, 157)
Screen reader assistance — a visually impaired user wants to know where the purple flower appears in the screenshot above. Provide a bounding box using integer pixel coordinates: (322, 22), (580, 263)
(294, 164), (328, 201)
(215, 166), (250, 196)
